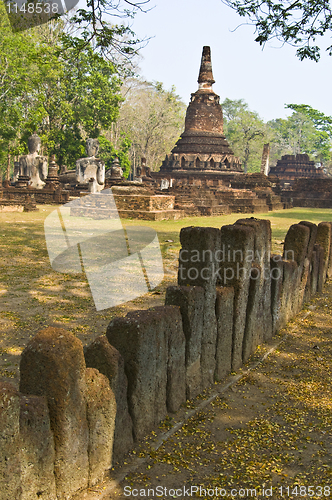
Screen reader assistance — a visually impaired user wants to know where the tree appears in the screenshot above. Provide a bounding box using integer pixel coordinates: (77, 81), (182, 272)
(35, 39), (123, 167)
(112, 79), (186, 172)
(221, 0), (332, 61)
(267, 105), (332, 166)
(286, 104), (332, 163)
(98, 134), (131, 177)
(0, 7), (125, 174)
(0, 3), (44, 173)
(5, 0), (151, 63)
(222, 98), (267, 173)
(65, 0), (151, 61)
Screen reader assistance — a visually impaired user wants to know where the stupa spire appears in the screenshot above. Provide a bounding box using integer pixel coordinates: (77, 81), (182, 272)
(197, 46), (215, 90)
(158, 45), (242, 175)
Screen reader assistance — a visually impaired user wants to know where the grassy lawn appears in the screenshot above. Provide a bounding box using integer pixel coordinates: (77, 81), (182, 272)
(123, 206), (332, 257)
(0, 205), (331, 386)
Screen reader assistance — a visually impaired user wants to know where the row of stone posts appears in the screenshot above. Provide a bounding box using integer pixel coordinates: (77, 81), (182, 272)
(1, 219), (331, 499)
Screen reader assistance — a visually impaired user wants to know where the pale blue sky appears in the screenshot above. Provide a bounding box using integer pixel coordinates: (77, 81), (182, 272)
(128, 0), (332, 122)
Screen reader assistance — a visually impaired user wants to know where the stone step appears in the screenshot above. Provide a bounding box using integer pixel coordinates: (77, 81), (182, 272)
(198, 205), (230, 215)
(228, 198), (267, 207)
(268, 203), (284, 211)
(117, 209), (184, 221)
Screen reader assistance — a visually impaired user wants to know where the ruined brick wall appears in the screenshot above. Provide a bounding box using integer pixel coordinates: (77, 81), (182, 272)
(281, 178), (332, 208)
(1, 219), (331, 499)
(113, 194), (175, 211)
(1, 187), (69, 204)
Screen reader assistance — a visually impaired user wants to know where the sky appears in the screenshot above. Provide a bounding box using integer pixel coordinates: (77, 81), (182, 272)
(126, 0), (332, 122)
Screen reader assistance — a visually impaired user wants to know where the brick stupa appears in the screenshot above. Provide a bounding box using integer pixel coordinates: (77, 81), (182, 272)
(159, 46), (242, 176)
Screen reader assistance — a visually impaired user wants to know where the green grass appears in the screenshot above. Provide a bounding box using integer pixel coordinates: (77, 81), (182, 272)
(0, 205), (331, 386)
(122, 207), (332, 256)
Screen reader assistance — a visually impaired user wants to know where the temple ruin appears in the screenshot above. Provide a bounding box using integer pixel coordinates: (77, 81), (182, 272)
(156, 46), (242, 183)
(3, 48), (332, 217)
(152, 46), (283, 215)
(268, 153), (326, 188)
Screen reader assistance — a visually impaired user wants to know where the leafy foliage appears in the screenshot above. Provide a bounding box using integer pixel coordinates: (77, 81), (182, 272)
(221, 0), (332, 61)
(222, 98), (267, 173)
(63, 0), (151, 61)
(0, 7), (124, 174)
(0, 4), (42, 167)
(114, 79), (186, 171)
(222, 98), (332, 172)
(98, 134), (132, 177)
(268, 105), (332, 166)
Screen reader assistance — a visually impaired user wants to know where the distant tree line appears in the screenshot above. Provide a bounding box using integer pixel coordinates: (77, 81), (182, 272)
(222, 99), (332, 174)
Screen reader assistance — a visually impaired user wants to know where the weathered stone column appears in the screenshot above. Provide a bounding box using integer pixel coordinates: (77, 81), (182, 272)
(283, 223), (311, 313)
(299, 221), (318, 259)
(0, 382), (21, 500)
(85, 368), (116, 486)
(270, 255), (284, 333)
(215, 286), (234, 380)
(178, 227), (220, 387)
(314, 243), (325, 293)
(310, 248), (319, 295)
(242, 263), (263, 363)
(84, 336), (134, 463)
(236, 218), (272, 341)
(316, 222), (332, 281)
(165, 285), (204, 399)
(280, 259), (298, 323)
(284, 223), (310, 270)
(327, 222), (332, 279)
(20, 327), (89, 500)
(235, 218), (272, 362)
(299, 221), (318, 302)
(20, 395), (56, 500)
(106, 306), (185, 441)
(159, 306), (186, 413)
(217, 224), (255, 370)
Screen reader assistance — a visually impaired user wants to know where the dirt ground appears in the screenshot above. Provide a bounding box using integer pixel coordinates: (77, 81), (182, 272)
(82, 282), (332, 500)
(0, 207), (180, 388)
(1, 209), (331, 499)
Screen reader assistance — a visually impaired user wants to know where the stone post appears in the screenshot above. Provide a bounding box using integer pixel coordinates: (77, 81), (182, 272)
(20, 327), (89, 500)
(270, 255), (284, 333)
(106, 306), (185, 441)
(178, 226), (220, 387)
(299, 221), (318, 302)
(0, 382), (21, 500)
(85, 368), (116, 486)
(84, 336), (134, 463)
(283, 223), (311, 313)
(316, 222), (332, 281)
(218, 224), (255, 370)
(314, 244), (325, 293)
(235, 218), (273, 343)
(165, 285), (204, 400)
(20, 395), (57, 500)
(280, 260), (298, 323)
(310, 248), (319, 295)
(215, 286), (234, 380)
